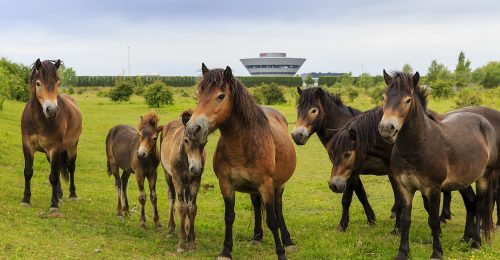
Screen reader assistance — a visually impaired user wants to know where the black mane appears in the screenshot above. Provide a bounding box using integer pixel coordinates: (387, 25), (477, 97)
(298, 87), (358, 116)
(30, 60), (61, 90)
(328, 107), (383, 165)
(387, 71), (429, 111)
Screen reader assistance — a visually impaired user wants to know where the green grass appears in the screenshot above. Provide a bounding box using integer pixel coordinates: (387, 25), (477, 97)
(0, 88), (499, 259)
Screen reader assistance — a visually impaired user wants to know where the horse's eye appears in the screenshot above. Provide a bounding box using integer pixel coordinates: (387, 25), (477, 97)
(216, 93), (225, 101)
(311, 108), (318, 114)
(36, 82), (41, 87)
(184, 138), (189, 144)
(405, 98), (412, 104)
(344, 152), (351, 158)
(152, 136), (157, 140)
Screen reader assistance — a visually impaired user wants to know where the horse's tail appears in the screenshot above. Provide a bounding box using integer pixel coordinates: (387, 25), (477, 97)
(482, 166), (496, 242)
(59, 151), (69, 182)
(107, 160), (112, 176)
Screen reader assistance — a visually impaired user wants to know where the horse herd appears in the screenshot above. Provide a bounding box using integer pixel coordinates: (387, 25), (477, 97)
(20, 59), (500, 260)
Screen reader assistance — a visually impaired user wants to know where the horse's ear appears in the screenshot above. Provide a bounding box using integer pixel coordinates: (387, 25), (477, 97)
(224, 66), (233, 83)
(296, 87), (302, 96)
(202, 63), (209, 76)
(349, 129), (356, 141)
(383, 69), (392, 85)
(412, 71), (420, 87)
(181, 110), (192, 126)
(55, 59), (61, 70)
(156, 125), (164, 133)
(35, 58), (42, 71)
(314, 87), (324, 101)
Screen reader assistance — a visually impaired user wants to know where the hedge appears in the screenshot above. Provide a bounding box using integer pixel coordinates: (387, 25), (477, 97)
(76, 76), (303, 88)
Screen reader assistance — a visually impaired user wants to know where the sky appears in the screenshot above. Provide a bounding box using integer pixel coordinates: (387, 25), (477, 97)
(0, 0), (499, 76)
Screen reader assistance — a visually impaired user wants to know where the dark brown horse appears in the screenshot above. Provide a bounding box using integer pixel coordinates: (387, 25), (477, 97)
(106, 111), (163, 229)
(160, 111), (206, 253)
(185, 64), (296, 260)
(21, 59), (82, 215)
(378, 71), (497, 260)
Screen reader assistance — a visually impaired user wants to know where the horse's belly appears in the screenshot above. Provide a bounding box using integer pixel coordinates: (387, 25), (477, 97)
(228, 168), (260, 194)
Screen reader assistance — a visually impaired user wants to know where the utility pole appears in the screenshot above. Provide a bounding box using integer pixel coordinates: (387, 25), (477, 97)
(127, 46), (130, 76)
(361, 63), (364, 75)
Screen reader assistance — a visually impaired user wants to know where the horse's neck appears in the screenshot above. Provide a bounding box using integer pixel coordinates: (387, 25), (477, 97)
(317, 103), (358, 146)
(26, 96), (48, 124)
(394, 105), (430, 156)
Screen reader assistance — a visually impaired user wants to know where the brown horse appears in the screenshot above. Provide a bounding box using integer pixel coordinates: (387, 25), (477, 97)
(21, 59), (82, 215)
(160, 111), (206, 253)
(378, 71), (497, 260)
(106, 111), (163, 229)
(185, 64), (296, 260)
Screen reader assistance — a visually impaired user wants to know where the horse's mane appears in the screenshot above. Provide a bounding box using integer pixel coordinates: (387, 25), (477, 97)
(298, 87), (359, 116)
(198, 69), (268, 129)
(30, 60), (61, 89)
(139, 111), (159, 129)
(328, 106), (383, 165)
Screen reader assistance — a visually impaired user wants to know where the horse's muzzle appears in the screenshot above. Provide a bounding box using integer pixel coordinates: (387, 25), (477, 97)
(291, 126), (309, 145)
(329, 177), (346, 193)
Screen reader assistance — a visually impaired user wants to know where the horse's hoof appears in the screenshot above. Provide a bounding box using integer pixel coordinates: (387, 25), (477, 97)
(217, 256), (232, 260)
(285, 245), (297, 252)
(471, 241), (481, 249)
(117, 215), (124, 221)
(68, 196), (78, 201)
(390, 228), (400, 235)
(368, 220), (376, 226)
(139, 223), (146, 230)
(20, 202), (31, 207)
(176, 248), (185, 253)
(250, 240), (262, 246)
(278, 255), (288, 260)
(48, 207), (64, 218)
(188, 242), (196, 251)
(394, 253), (408, 260)
(336, 225), (346, 232)
(430, 251), (442, 260)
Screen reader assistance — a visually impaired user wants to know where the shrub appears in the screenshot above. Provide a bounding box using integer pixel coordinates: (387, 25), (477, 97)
(109, 79), (134, 102)
(344, 86), (360, 102)
(454, 87), (483, 108)
(253, 83), (287, 105)
(143, 80), (174, 107)
(67, 86), (75, 95)
(368, 84), (386, 105)
(429, 79), (454, 99)
(134, 76), (145, 95)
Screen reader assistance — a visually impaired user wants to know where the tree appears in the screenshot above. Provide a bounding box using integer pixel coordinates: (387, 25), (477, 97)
(430, 79), (454, 99)
(108, 78), (134, 102)
(357, 73), (374, 92)
(0, 58), (30, 102)
(253, 83), (287, 105)
(143, 80), (174, 107)
(473, 61), (500, 89)
(304, 74), (314, 86)
(454, 51), (471, 90)
(402, 64), (413, 74)
(60, 66), (77, 87)
(426, 60), (452, 83)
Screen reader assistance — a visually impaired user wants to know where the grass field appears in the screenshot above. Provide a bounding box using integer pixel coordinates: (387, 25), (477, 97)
(0, 87), (499, 259)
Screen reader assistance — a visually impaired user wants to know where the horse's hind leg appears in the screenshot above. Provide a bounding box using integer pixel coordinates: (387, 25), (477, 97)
(67, 149), (78, 199)
(440, 191), (452, 223)
(458, 186), (475, 242)
(353, 176), (376, 225)
(250, 194), (263, 244)
(165, 173), (176, 236)
(275, 186), (296, 251)
(496, 172), (500, 229)
(259, 181), (286, 260)
(109, 163), (122, 218)
(121, 171), (131, 214)
(48, 150), (62, 213)
(21, 144), (34, 206)
(147, 171), (161, 229)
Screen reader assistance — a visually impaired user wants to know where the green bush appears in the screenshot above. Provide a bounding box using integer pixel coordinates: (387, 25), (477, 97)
(134, 76), (145, 95)
(253, 83), (287, 105)
(143, 80), (174, 107)
(454, 87), (483, 108)
(344, 86), (360, 102)
(368, 84), (386, 105)
(108, 79), (134, 102)
(430, 79), (454, 99)
(67, 86), (75, 95)
(0, 58), (30, 102)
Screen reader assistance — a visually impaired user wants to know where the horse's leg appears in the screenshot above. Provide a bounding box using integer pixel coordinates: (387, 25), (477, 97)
(275, 186), (295, 251)
(111, 165), (122, 218)
(187, 178), (201, 251)
(21, 144), (34, 206)
(459, 186), (475, 242)
(353, 175), (376, 225)
(395, 183), (415, 260)
(259, 181), (286, 260)
(472, 178), (488, 249)
(121, 171), (131, 214)
(426, 188), (443, 260)
(57, 179), (63, 200)
(48, 150), (62, 213)
(496, 172), (500, 229)
(165, 173), (176, 236)
(68, 149), (77, 199)
(250, 194), (263, 244)
(218, 180), (235, 260)
(147, 171), (161, 229)
(337, 178), (355, 231)
(389, 175), (399, 219)
(135, 171), (147, 229)
(174, 177), (187, 252)
(440, 191), (452, 223)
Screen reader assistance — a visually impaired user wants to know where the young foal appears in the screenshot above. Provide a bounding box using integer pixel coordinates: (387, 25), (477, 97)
(21, 59), (82, 215)
(106, 111), (162, 229)
(160, 111), (206, 253)
(185, 64), (296, 260)
(379, 71), (497, 260)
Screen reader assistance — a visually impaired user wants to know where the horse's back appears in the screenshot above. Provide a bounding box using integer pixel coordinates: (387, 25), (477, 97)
(106, 125), (138, 170)
(160, 120), (184, 175)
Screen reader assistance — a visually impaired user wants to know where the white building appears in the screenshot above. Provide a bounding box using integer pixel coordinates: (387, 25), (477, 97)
(240, 53), (306, 76)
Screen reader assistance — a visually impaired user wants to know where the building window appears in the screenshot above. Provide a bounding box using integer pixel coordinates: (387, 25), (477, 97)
(246, 65), (299, 69)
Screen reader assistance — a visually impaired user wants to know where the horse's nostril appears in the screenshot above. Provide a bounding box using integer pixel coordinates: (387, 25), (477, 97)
(195, 125), (201, 132)
(390, 124), (395, 130)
